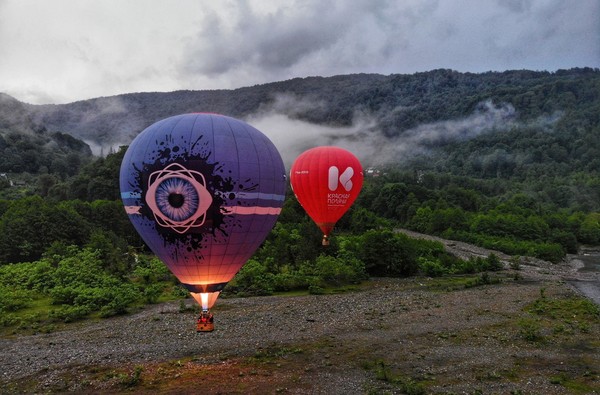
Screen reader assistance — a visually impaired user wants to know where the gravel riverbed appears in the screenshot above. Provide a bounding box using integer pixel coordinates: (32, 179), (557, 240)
(1, 231), (598, 394)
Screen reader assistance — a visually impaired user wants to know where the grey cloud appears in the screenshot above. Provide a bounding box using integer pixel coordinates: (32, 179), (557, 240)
(496, 0), (534, 13)
(1, 0), (598, 104)
(183, 0), (348, 76)
(181, 0), (447, 78)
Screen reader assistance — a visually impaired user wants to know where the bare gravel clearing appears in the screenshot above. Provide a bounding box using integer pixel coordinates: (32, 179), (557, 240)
(1, 231), (598, 394)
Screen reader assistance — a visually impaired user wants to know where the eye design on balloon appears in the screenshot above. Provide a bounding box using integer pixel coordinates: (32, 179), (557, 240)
(146, 163), (213, 234)
(155, 177), (199, 221)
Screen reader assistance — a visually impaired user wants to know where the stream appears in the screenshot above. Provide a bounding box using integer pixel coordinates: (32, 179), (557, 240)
(575, 250), (600, 273)
(567, 248), (600, 306)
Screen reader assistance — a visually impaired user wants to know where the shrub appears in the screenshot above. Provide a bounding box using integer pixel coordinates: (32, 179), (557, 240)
(227, 259), (275, 296)
(0, 286), (32, 312)
(131, 256), (173, 284)
(308, 285), (325, 295)
(358, 229), (420, 277)
(271, 273), (311, 292)
(50, 286), (80, 305)
(49, 305), (92, 323)
(509, 256), (521, 270)
(143, 284), (164, 304)
(99, 286), (139, 317)
(518, 318), (543, 342)
(532, 243), (565, 263)
(486, 253), (503, 271)
(313, 254), (366, 285)
(0, 260), (55, 292)
(418, 257), (448, 277)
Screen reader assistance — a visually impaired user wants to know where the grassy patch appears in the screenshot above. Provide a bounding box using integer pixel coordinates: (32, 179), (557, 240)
(362, 359), (427, 395)
(248, 346), (305, 364)
(517, 318), (543, 342)
(414, 273), (508, 292)
(527, 292), (599, 322)
(549, 371), (599, 394)
(0, 296), (60, 335)
(416, 275), (481, 291)
(512, 356), (600, 395)
(520, 291), (600, 342)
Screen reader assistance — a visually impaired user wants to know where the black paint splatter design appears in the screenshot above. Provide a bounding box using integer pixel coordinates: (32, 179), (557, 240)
(128, 133), (257, 261)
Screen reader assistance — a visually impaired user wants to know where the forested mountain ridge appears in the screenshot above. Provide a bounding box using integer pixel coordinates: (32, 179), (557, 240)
(1, 68), (597, 203)
(2, 67), (598, 157)
(0, 67), (598, 206)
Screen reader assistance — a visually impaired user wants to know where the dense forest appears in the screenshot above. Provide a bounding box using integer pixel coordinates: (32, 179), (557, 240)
(0, 68), (598, 332)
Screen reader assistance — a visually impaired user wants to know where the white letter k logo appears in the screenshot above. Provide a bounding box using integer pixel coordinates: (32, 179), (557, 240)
(328, 166), (354, 191)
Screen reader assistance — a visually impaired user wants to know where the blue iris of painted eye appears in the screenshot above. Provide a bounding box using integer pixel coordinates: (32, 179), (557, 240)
(155, 177), (200, 221)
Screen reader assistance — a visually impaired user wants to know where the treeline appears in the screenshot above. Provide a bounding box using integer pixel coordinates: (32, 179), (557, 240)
(0, 126), (94, 201)
(0, 196), (137, 264)
(0, 150), (598, 332)
(0, 183), (507, 331)
(0, 128), (91, 174)
(0, 142), (121, 201)
(1, 142), (599, 265)
(4, 147), (598, 268)
(357, 170), (600, 263)
(0, 147), (519, 332)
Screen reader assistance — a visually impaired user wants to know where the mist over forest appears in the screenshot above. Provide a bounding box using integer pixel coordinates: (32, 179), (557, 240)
(2, 68), (598, 170)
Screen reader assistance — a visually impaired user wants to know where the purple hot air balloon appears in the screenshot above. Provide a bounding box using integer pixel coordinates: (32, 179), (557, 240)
(120, 113), (286, 331)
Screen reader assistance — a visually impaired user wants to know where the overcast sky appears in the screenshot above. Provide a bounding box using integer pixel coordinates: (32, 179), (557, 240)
(1, 0), (598, 105)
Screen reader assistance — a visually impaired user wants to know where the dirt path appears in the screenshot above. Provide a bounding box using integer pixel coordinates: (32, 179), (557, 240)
(1, 232), (598, 394)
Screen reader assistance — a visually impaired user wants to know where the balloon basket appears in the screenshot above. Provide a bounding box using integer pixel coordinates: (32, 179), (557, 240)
(322, 235), (330, 246)
(196, 311), (214, 332)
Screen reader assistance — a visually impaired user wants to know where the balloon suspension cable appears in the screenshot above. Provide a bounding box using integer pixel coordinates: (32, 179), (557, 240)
(322, 234), (330, 246)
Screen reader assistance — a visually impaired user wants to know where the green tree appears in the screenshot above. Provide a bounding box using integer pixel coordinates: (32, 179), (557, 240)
(409, 206), (434, 233)
(67, 148), (125, 201)
(579, 212), (600, 244)
(0, 196), (90, 263)
(357, 229), (420, 277)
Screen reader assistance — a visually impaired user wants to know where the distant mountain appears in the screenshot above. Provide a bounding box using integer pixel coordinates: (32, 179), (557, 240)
(1, 68), (599, 174)
(0, 93), (38, 134)
(22, 73), (390, 151)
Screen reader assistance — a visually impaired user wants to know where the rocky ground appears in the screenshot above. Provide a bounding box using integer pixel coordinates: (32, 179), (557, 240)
(0, 231), (598, 394)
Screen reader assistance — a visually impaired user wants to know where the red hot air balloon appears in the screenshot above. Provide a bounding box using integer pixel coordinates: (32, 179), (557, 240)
(290, 146), (363, 245)
(120, 113), (286, 331)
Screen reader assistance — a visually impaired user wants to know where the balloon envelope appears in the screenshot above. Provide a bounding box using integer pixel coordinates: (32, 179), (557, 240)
(290, 146), (363, 244)
(120, 113), (286, 309)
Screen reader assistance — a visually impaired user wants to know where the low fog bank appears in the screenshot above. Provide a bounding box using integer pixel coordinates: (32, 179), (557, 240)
(246, 95), (532, 168)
